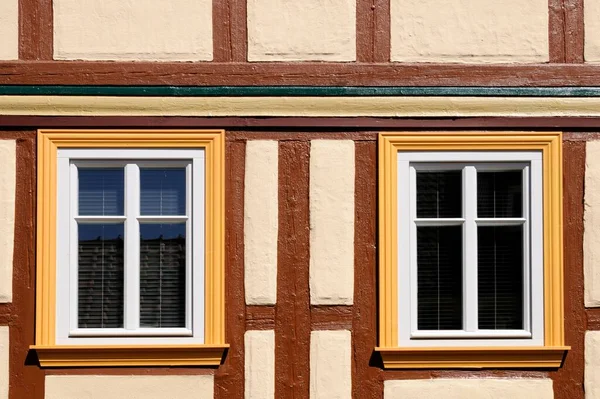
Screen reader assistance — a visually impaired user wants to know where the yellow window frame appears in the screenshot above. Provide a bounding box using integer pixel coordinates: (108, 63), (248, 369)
(31, 129), (227, 367)
(376, 131), (569, 369)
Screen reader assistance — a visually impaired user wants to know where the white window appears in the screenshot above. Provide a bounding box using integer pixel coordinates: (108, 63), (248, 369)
(397, 151), (544, 347)
(55, 148), (205, 345)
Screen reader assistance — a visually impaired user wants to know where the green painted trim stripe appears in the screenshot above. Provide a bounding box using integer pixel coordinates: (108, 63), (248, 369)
(3, 86), (600, 97)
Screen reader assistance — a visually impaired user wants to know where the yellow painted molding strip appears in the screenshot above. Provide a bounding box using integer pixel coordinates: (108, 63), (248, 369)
(3, 96), (600, 117)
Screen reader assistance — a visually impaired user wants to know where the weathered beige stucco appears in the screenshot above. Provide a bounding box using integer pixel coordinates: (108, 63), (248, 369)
(390, 0), (549, 63)
(8, 96), (600, 118)
(586, 0), (600, 62)
(587, 332), (600, 398)
(0, 0), (18, 60)
(309, 140), (355, 305)
(45, 375), (214, 399)
(310, 330), (351, 399)
(0, 327), (7, 399)
(247, 0), (356, 61)
(0, 141), (15, 303)
(54, 0), (213, 61)
(585, 141), (600, 306)
(384, 379), (553, 398)
(245, 330), (275, 399)
(244, 141), (278, 305)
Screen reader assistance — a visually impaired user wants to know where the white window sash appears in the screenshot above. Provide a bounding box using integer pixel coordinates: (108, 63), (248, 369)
(397, 151), (544, 347)
(55, 149), (205, 345)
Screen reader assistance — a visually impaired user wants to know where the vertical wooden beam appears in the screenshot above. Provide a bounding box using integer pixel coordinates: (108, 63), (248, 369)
(275, 141), (310, 398)
(551, 139), (585, 399)
(213, 0), (247, 62)
(19, 0), (53, 60)
(352, 141), (384, 398)
(357, 0), (390, 62)
(214, 139), (246, 399)
(549, 0), (584, 63)
(7, 133), (45, 399)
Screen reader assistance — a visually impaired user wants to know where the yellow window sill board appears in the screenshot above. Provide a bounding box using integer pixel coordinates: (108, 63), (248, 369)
(31, 344), (229, 367)
(375, 346), (570, 369)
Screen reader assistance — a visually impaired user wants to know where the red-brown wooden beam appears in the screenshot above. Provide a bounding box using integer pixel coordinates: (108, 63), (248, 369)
(213, 0), (247, 62)
(549, 0), (585, 63)
(19, 0), (53, 60)
(5, 62), (600, 85)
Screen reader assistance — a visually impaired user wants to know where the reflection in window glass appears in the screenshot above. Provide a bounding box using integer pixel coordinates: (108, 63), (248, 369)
(78, 168), (124, 216)
(140, 168), (186, 216)
(140, 223), (186, 328)
(78, 223), (124, 328)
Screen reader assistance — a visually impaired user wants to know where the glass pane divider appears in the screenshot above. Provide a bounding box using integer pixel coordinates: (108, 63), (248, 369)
(74, 216), (127, 222)
(137, 216), (188, 222)
(475, 218), (526, 226)
(124, 163), (140, 331)
(414, 218), (465, 226)
(464, 166), (478, 333)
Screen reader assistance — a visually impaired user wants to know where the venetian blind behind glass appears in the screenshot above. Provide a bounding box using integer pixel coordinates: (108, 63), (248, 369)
(78, 168), (124, 216)
(477, 171), (522, 218)
(417, 226), (463, 330)
(140, 223), (186, 328)
(78, 223), (124, 328)
(417, 171), (462, 218)
(477, 226), (524, 329)
(140, 168), (186, 215)
(416, 171), (463, 330)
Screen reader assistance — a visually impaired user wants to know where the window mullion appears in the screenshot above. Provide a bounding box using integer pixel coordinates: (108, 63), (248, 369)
(464, 166), (478, 332)
(124, 163), (140, 330)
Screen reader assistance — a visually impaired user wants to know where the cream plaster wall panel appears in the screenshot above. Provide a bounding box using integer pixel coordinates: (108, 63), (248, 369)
(309, 140), (355, 305)
(245, 330), (275, 399)
(45, 375), (214, 399)
(587, 332), (600, 398)
(585, 141), (600, 306)
(0, 0), (18, 60)
(384, 379), (554, 399)
(586, 0), (600, 61)
(310, 330), (351, 399)
(245, 141), (278, 305)
(54, 0), (212, 61)
(390, 0), (549, 63)
(247, 0), (356, 61)
(0, 141), (16, 303)
(0, 327), (8, 399)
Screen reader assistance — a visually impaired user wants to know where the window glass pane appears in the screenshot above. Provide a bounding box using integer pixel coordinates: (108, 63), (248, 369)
(417, 171), (462, 218)
(478, 225), (524, 330)
(140, 223), (186, 328)
(78, 223), (124, 328)
(78, 168), (124, 216)
(417, 225), (463, 330)
(140, 168), (186, 216)
(477, 171), (523, 218)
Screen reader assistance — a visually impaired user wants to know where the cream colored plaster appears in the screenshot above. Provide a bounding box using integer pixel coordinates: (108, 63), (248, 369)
(45, 375), (214, 399)
(247, 0), (356, 61)
(0, 327), (8, 399)
(309, 140), (354, 305)
(0, 141), (15, 303)
(586, 332), (600, 398)
(245, 330), (275, 399)
(586, 0), (600, 62)
(384, 379), (553, 399)
(54, 0), (212, 61)
(245, 141), (278, 305)
(0, 0), (18, 60)
(585, 141), (600, 306)
(391, 0), (548, 63)
(9, 96), (600, 118)
(310, 330), (351, 399)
